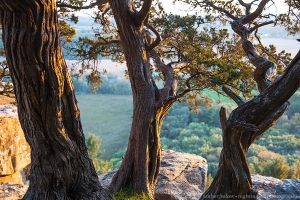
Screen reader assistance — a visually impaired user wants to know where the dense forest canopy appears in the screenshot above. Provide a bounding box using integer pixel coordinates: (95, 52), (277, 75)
(1, 0), (300, 199)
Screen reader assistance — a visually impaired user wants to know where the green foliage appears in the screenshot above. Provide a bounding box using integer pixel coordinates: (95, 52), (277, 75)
(205, 174), (214, 191)
(85, 133), (113, 175)
(78, 86), (300, 178)
(152, 14), (257, 102)
(87, 70), (102, 94)
(72, 73), (132, 95)
(111, 187), (149, 200)
(58, 20), (76, 43)
(249, 155), (292, 179)
(158, 95), (300, 179)
(289, 160), (300, 179)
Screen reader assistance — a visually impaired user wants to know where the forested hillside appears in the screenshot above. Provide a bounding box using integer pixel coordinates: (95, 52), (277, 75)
(160, 96), (300, 180)
(83, 76), (300, 180)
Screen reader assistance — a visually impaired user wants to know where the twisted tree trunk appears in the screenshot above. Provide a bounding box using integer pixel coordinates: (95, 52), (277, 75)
(201, 19), (300, 199)
(108, 1), (178, 199)
(0, 1), (107, 199)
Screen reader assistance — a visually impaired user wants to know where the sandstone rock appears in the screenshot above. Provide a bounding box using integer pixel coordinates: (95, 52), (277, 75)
(252, 174), (300, 200)
(0, 182), (28, 200)
(155, 150), (207, 200)
(99, 149), (208, 200)
(0, 115), (31, 184)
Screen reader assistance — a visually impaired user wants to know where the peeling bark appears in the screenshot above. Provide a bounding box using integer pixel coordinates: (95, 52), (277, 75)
(0, 1), (107, 199)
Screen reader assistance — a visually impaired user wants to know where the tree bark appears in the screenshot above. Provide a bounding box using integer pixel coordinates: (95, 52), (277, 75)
(201, 20), (300, 200)
(0, 1), (107, 199)
(108, 0), (177, 199)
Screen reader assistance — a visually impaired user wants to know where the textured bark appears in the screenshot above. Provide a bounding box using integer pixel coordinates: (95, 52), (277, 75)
(0, 1), (107, 199)
(107, 0), (177, 199)
(201, 18), (300, 200)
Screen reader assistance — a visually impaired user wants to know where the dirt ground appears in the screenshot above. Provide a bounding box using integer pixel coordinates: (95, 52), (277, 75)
(0, 94), (16, 105)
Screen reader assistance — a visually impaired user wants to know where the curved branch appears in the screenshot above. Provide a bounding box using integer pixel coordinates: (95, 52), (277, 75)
(249, 102), (289, 145)
(231, 21), (276, 92)
(237, 0), (251, 15)
(136, 0), (153, 27)
(249, 20), (274, 32)
(175, 71), (202, 99)
(222, 85), (244, 105)
(150, 49), (176, 110)
(240, 0), (270, 24)
(205, 0), (238, 20)
(145, 22), (161, 50)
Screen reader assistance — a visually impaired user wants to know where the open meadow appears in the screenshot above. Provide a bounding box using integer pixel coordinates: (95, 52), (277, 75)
(76, 94), (133, 160)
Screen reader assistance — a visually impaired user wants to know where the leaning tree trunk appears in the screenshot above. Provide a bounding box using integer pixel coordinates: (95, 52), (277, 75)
(108, 0), (178, 199)
(201, 20), (300, 199)
(0, 1), (107, 199)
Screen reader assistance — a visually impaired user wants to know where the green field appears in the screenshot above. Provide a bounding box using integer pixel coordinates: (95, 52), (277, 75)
(76, 91), (232, 160)
(76, 94), (133, 160)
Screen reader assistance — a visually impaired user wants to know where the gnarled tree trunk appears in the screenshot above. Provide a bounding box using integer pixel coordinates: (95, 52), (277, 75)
(0, 1), (107, 199)
(108, 0), (178, 199)
(201, 17), (300, 200)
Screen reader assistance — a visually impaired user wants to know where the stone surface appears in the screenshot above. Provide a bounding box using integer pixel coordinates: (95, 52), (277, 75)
(252, 174), (300, 200)
(155, 150), (208, 200)
(0, 182), (28, 200)
(0, 115), (31, 183)
(99, 149), (208, 200)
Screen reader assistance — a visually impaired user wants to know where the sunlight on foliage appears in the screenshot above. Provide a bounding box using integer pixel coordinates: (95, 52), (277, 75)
(58, 20), (76, 43)
(86, 133), (113, 175)
(111, 188), (149, 200)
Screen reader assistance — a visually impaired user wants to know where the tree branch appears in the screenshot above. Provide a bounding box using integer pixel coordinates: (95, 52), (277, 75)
(150, 49), (176, 110)
(240, 0), (270, 24)
(249, 102), (289, 145)
(219, 107), (228, 132)
(237, 0), (251, 15)
(293, 0), (300, 9)
(204, 0), (238, 20)
(57, 0), (110, 13)
(57, 0), (99, 9)
(231, 20), (277, 93)
(145, 21), (161, 50)
(136, 0), (153, 27)
(222, 85), (244, 106)
(175, 71), (202, 99)
(249, 20), (274, 33)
